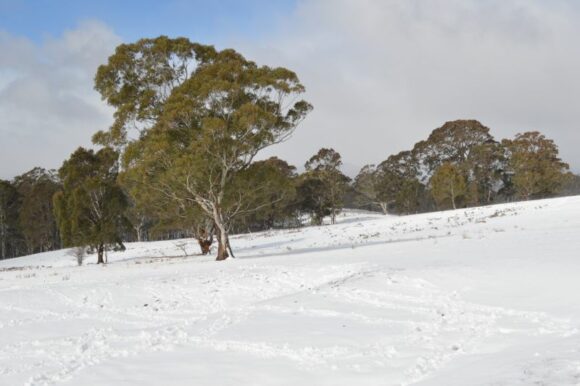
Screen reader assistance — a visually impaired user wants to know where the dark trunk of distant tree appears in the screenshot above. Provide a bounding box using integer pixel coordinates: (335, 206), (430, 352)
(216, 230), (228, 261)
(379, 202), (388, 215)
(213, 207), (229, 261)
(0, 225), (5, 260)
(97, 244), (105, 264)
(226, 234), (235, 258)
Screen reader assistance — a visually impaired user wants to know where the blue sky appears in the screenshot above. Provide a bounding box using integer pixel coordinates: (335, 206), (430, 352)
(0, 0), (296, 43)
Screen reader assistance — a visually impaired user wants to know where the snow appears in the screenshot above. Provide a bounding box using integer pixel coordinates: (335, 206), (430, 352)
(1, 197), (580, 385)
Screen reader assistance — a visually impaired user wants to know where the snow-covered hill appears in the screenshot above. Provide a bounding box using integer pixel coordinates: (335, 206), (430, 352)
(1, 197), (580, 385)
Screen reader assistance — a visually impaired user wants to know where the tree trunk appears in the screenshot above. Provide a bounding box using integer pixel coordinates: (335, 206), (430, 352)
(216, 227), (228, 261)
(0, 235), (5, 259)
(135, 216), (148, 242)
(226, 234), (235, 258)
(97, 244), (105, 264)
(212, 206), (229, 261)
(0, 231), (5, 260)
(0, 210), (6, 259)
(451, 185), (457, 209)
(379, 202), (388, 215)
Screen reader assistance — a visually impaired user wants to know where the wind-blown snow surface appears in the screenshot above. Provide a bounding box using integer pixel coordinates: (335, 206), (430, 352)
(1, 197), (580, 385)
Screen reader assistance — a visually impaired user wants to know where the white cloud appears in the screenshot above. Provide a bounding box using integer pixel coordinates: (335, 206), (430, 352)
(244, 0), (580, 173)
(2, 4), (579, 179)
(0, 20), (120, 179)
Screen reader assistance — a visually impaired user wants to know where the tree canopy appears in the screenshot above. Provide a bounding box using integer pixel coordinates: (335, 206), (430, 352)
(502, 131), (569, 200)
(54, 147), (129, 264)
(97, 37), (312, 260)
(304, 148), (350, 224)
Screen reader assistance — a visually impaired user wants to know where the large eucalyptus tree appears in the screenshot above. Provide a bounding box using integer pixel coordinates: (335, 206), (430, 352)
(95, 37), (311, 260)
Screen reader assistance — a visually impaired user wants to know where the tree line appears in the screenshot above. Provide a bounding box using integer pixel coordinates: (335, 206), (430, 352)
(1, 37), (578, 262)
(353, 120), (579, 214)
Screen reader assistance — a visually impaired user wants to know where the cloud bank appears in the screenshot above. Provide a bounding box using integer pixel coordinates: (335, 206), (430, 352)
(0, 20), (119, 178)
(1, 1), (579, 179)
(246, 0), (580, 174)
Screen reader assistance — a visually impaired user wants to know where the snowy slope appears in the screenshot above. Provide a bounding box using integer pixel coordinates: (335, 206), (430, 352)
(1, 197), (580, 385)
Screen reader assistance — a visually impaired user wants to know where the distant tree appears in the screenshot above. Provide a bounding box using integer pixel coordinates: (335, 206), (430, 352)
(305, 148), (350, 224)
(230, 157), (298, 231)
(353, 165), (390, 214)
(559, 173), (580, 197)
(103, 39), (312, 260)
(430, 163), (467, 210)
(13, 168), (61, 254)
(463, 141), (505, 204)
(296, 174), (332, 225)
(413, 120), (495, 178)
(54, 147), (129, 264)
(117, 166), (157, 243)
(0, 180), (21, 259)
(502, 132), (569, 200)
(396, 178), (426, 214)
(374, 151), (426, 214)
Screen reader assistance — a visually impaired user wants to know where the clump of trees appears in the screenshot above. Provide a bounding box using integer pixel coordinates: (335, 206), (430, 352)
(502, 132), (569, 200)
(53, 147), (129, 264)
(0, 180), (20, 259)
(353, 120), (574, 214)
(301, 148), (350, 224)
(2, 37), (579, 263)
(430, 163), (466, 210)
(92, 37), (311, 260)
(1, 168), (61, 260)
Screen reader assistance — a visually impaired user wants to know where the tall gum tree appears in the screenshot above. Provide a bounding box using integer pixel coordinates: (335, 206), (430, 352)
(95, 37), (311, 260)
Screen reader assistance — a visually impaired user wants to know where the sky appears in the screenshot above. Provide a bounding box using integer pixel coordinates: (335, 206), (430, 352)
(1, 0), (579, 179)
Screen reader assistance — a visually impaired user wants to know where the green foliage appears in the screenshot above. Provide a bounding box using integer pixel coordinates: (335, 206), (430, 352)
(228, 157), (298, 231)
(353, 164), (388, 213)
(94, 36), (218, 147)
(413, 120), (495, 174)
(560, 173), (580, 196)
(462, 141), (505, 204)
(375, 151), (424, 214)
(13, 168), (61, 254)
(395, 178), (426, 214)
(430, 163), (467, 210)
(353, 156), (425, 215)
(304, 148), (350, 224)
(352, 120), (571, 217)
(54, 147), (129, 264)
(0, 180), (22, 259)
(296, 174), (332, 225)
(502, 132), (569, 200)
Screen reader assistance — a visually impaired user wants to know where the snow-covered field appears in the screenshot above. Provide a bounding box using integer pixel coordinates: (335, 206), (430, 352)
(1, 197), (580, 385)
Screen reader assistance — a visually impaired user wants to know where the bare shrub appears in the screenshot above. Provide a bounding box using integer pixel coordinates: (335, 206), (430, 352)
(68, 246), (86, 266)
